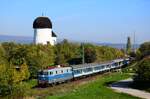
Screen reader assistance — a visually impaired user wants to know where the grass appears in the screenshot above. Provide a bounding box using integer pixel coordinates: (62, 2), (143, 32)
(44, 72), (139, 99)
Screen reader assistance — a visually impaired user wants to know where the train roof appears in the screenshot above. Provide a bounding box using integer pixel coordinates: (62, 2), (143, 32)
(39, 66), (71, 72)
(39, 58), (128, 71)
(112, 59), (124, 62)
(71, 58), (125, 70)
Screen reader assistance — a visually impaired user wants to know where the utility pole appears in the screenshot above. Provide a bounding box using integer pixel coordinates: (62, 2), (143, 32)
(82, 43), (85, 64)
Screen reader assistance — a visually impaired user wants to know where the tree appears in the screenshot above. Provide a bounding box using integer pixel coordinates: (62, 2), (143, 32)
(0, 64), (11, 96)
(134, 56), (150, 82)
(0, 64), (9, 85)
(25, 44), (55, 78)
(1, 42), (17, 65)
(126, 36), (132, 54)
(0, 45), (7, 65)
(84, 44), (97, 63)
(11, 45), (28, 66)
(36, 44), (55, 69)
(95, 45), (124, 62)
(135, 49), (142, 60)
(55, 53), (66, 64)
(139, 42), (150, 58)
(55, 39), (81, 65)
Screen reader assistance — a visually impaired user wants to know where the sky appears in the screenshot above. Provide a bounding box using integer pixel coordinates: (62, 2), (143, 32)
(0, 0), (150, 44)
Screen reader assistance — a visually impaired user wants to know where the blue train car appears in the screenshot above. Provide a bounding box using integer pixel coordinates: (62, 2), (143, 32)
(38, 66), (73, 85)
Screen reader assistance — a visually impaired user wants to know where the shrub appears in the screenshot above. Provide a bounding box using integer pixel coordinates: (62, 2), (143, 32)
(0, 84), (11, 96)
(11, 82), (30, 97)
(0, 80), (30, 97)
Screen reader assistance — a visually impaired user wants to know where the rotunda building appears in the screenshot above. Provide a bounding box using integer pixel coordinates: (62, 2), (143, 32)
(33, 16), (57, 45)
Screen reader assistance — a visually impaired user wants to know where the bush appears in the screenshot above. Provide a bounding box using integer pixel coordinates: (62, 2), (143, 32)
(0, 84), (11, 96)
(10, 82), (30, 98)
(134, 56), (150, 82)
(0, 82), (30, 98)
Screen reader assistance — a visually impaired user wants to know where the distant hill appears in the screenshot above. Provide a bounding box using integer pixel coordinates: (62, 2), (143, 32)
(0, 35), (33, 44)
(95, 43), (140, 49)
(0, 35), (139, 49)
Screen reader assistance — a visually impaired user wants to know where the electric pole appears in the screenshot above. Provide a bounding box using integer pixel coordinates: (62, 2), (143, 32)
(82, 43), (85, 64)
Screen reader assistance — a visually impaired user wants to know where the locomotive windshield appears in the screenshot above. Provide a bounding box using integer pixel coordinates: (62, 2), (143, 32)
(38, 70), (48, 75)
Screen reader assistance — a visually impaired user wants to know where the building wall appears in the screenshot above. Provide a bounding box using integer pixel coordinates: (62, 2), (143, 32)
(51, 37), (57, 46)
(34, 28), (53, 45)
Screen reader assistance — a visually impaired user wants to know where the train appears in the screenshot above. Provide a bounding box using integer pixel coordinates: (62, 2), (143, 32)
(38, 58), (130, 85)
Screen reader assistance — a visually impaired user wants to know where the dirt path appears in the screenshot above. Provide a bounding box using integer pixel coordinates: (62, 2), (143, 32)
(110, 78), (150, 99)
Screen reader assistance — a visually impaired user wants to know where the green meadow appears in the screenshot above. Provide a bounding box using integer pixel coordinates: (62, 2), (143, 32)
(45, 72), (139, 99)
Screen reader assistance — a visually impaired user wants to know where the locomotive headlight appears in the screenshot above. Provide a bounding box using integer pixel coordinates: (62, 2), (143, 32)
(42, 75), (45, 77)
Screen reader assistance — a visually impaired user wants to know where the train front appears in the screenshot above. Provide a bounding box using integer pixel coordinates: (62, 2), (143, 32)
(38, 70), (49, 85)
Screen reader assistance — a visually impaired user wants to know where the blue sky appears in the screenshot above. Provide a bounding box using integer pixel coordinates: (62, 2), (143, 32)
(0, 0), (150, 44)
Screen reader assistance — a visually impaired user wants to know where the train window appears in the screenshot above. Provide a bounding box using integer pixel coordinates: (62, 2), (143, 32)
(67, 69), (68, 72)
(95, 66), (101, 70)
(87, 68), (92, 72)
(80, 69), (82, 73)
(74, 69), (82, 74)
(83, 69), (86, 72)
(106, 65), (109, 68)
(49, 72), (53, 75)
(61, 70), (63, 73)
(73, 70), (77, 74)
(102, 65), (105, 69)
(38, 71), (43, 75)
(56, 71), (57, 74)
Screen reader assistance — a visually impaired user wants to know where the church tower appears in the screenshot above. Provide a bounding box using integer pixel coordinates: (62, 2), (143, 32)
(33, 16), (57, 45)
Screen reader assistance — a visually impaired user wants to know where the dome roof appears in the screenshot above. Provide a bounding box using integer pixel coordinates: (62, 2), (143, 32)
(33, 16), (52, 29)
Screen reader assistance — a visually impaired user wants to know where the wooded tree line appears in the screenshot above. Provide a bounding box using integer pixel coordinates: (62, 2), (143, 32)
(0, 39), (124, 96)
(133, 41), (150, 83)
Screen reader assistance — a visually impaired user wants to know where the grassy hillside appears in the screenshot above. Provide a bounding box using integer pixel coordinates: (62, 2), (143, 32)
(45, 72), (139, 99)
